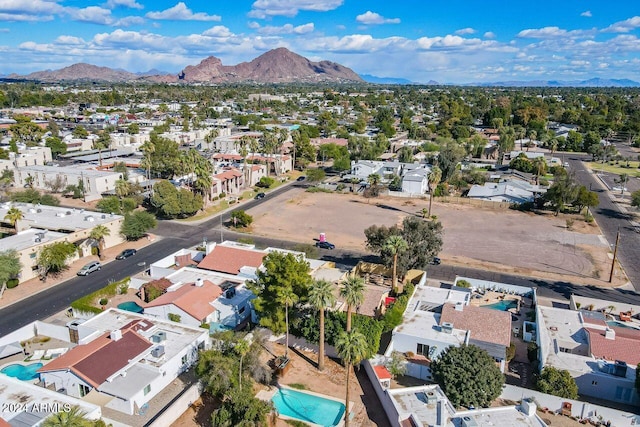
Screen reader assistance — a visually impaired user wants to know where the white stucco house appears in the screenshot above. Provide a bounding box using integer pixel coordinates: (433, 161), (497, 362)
(37, 309), (209, 415)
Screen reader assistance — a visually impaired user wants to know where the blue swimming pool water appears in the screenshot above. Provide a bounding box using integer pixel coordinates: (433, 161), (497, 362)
(1, 363), (43, 381)
(272, 388), (346, 427)
(481, 299), (518, 311)
(607, 320), (639, 330)
(117, 301), (144, 313)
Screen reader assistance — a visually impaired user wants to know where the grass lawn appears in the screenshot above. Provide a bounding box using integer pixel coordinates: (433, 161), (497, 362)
(588, 161), (640, 177)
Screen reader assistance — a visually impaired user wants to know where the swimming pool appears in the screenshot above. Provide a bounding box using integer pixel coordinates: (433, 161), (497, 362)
(607, 320), (639, 330)
(117, 301), (144, 313)
(481, 299), (518, 311)
(1, 363), (43, 381)
(272, 387), (346, 427)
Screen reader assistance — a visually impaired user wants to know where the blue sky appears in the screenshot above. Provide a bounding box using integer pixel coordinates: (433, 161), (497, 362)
(1, 0), (640, 83)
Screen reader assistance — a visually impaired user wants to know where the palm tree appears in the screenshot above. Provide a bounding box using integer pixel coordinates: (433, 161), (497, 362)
(532, 157), (547, 185)
(335, 329), (368, 427)
(367, 173), (381, 188)
(140, 140), (155, 196)
(238, 135), (251, 187)
(235, 339), (250, 391)
(114, 179), (130, 199)
(89, 225), (110, 260)
(383, 235), (408, 294)
(308, 279), (336, 371)
(340, 276), (365, 332)
(277, 286), (298, 358)
(41, 406), (90, 427)
(427, 165), (442, 217)
(4, 207), (23, 233)
(204, 128), (219, 150)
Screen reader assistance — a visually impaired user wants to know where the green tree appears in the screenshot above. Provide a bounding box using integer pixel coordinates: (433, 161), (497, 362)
(386, 351), (408, 379)
(121, 211), (157, 240)
(631, 189), (640, 209)
(230, 210), (253, 228)
(45, 136), (67, 158)
(497, 126), (516, 165)
(127, 122), (140, 135)
(148, 133), (180, 178)
(340, 275), (365, 332)
(544, 172), (579, 215)
(308, 279), (336, 371)
(384, 235), (408, 294)
(235, 339), (250, 391)
(437, 140), (466, 181)
(41, 406), (91, 427)
(151, 180), (203, 218)
(37, 241), (77, 279)
(574, 186), (599, 213)
(278, 286), (298, 358)
(4, 206), (23, 232)
(72, 126), (89, 139)
(0, 250), (21, 297)
(89, 225), (110, 260)
(427, 166), (442, 217)
(306, 167), (326, 183)
(536, 367), (579, 399)
(248, 251), (312, 333)
(431, 345), (504, 408)
(335, 329), (368, 427)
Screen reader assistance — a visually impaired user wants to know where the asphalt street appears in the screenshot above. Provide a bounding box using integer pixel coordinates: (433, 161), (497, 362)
(2, 177), (640, 336)
(566, 153), (640, 291)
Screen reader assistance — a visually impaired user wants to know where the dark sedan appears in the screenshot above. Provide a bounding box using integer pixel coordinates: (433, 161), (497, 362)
(315, 241), (335, 250)
(116, 249), (137, 260)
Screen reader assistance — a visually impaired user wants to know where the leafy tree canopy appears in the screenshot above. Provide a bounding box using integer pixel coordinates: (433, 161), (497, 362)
(536, 367), (579, 399)
(0, 250), (21, 287)
(37, 241), (77, 278)
(121, 211), (157, 240)
(248, 251), (312, 334)
(431, 344), (504, 408)
(150, 180), (202, 218)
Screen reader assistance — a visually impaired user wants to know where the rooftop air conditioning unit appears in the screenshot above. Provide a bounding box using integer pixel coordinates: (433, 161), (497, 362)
(441, 322), (454, 334)
(461, 416), (479, 427)
(151, 346), (165, 358)
(151, 331), (167, 343)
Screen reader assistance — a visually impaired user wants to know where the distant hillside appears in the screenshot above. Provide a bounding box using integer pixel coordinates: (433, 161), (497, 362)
(360, 74), (414, 84)
(470, 78), (640, 87)
(8, 48), (363, 84)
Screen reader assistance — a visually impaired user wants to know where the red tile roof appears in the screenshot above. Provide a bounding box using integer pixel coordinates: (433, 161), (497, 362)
(440, 303), (511, 347)
(586, 327), (640, 365)
(38, 329), (152, 388)
(144, 281), (223, 321)
(197, 245), (266, 274)
(374, 365), (392, 380)
(214, 169), (243, 180)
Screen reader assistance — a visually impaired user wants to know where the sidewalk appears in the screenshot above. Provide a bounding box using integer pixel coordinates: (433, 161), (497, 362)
(0, 235), (158, 310)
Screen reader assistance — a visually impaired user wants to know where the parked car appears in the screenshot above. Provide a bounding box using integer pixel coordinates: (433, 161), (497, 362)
(315, 241), (336, 250)
(430, 256), (441, 265)
(77, 261), (101, 276)
(254, 192), (266, 200)
(116, 249), (137, 260)
(296, 176), (306, 181)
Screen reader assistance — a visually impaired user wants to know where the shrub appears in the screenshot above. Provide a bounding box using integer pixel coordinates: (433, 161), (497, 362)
(168, 313), (181, 323)
(99, 298), (108, 306)
(6, 279), (18, 289)
(71, 277), (130, 314)
(256, 177), (275, 188)
(507, 343), (516, 361)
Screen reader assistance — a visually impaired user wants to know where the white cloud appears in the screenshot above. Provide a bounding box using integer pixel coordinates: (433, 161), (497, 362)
(254, 22), (314, 35)
(602, 16), (640, 33)
(67, 6), (113, 25)
(355, 11), (400, 25)
(484, 31), (496, 39)
(103, 0), (143, 10)
(146, 2), (221, 21)
(114, 15), (144, 26)
(581, 10), (592, 17)
(0, 0), (64, 21)
(54, 35), (85, 45)
(202, 25), (233, 38)
(517, 26), (594, 39)
(455, 27), (475, 35)
(248, 0), (343, 18)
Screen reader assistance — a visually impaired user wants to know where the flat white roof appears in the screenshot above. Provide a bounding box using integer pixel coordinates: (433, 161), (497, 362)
(455, 406), (547, 427)
(0, 228), (66, 252)
(0, 375), (101, 423)
(98, 363), (161, 399)
(0, 202), (123, 232)
(395, 310), (467, 346)
(388, 385), (455, 427)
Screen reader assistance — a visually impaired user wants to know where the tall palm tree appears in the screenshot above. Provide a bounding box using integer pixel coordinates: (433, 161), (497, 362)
(340, 276), (365, 332)
(114, 179), (130, 199)
(335, 329), (368, 427)
(308, 279), (336, 371)
(204, 128), (219, 150)
(41, 406), (90, 427)
(427, 165), (442, 217)
(4, 207), (23, 233)
(383, 235), (408, 294)
(532, 157), (547, 185)
(140, 140), (155, 196)
(235, 339), (250, 391)
(277, 286), (298, 358)
(238, 135), (251, 187)
(89, 225), (110, 260)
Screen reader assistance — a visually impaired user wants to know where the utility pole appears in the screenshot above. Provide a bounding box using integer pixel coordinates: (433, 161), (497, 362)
(609, 228), (620, 283)
(219, 213), (223, 243)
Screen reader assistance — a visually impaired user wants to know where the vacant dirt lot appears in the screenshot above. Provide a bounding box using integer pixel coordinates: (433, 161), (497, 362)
(247, 189), (623, 287)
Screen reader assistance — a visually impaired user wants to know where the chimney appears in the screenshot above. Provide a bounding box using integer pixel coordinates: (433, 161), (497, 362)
(195, 278), (204, 287)
(110, 330), (122, 341)
(605, 328), (616, 340)
(455, 302), (464, 311)
(520, 399), (537, 416)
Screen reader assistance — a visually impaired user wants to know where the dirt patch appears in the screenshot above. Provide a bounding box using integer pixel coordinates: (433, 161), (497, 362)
(247, 189), (625, 287)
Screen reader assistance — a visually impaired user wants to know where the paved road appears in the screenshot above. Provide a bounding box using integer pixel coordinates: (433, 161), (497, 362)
(566, 153), (640, 290)
(2, 179), (640, 336)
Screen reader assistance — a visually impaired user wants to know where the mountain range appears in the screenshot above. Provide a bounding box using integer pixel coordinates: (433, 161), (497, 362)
(7, 48), (363, 84)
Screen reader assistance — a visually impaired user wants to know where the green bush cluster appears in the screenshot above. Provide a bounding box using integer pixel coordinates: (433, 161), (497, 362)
(381, 283), (415, 332)
(71, 277), (130, 314)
